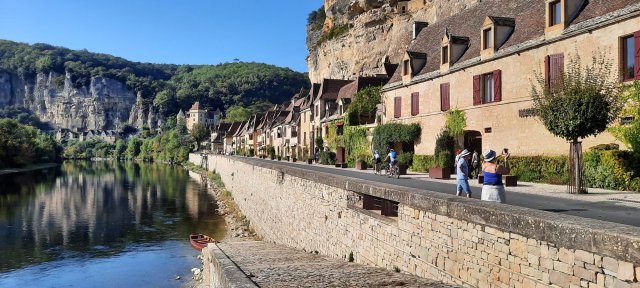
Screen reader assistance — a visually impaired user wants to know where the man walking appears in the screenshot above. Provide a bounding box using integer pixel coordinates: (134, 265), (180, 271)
(456, 149), (472, 198)
(471, 150), (480, 179)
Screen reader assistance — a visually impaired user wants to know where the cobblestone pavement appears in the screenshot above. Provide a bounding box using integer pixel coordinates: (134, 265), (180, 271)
(240, 157), (640, 227)
(218, 241), (457, 288)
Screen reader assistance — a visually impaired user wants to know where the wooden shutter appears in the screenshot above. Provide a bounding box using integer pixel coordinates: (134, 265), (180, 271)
(473, 75), (481, 106)
(440, 83), (450, 111)
(635, 31), (640, 80)
(411, 92), (419, 116)
(493, 70), (502, 102)
(549, 54), (564, 90)
(544, 55), (550, 88)
(394, 97), (401, 118)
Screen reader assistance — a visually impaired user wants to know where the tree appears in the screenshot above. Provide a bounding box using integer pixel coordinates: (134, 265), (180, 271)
(114, 139), (126, 158)
(223, 105), (252, 123)
(531, 52), (623, 194)
(609, 81), (640, 152)
(348, 85), (381, 125)
(190, 123), (209, 151)
(126, 137), (142, 159)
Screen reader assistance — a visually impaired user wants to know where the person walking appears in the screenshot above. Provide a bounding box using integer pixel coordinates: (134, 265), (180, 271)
(471, 150), (480, 179)
(481, 149), (510, 203)
(456, 149), (472, 197)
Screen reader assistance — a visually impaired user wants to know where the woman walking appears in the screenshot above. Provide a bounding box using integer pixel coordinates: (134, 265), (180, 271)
(481, 149), (510, 203)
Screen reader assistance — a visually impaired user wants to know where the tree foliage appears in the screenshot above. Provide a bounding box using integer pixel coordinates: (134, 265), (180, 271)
(531, 52), (623, 142)
(0, 118), (61, 168)
(190, 123), (209, 151)
(609, 80), (640, 152)
(372, 123), (421, 153)
(223, 105), (252, 123)
(347, 85), (381, 125)
(445, 109), (466, 137)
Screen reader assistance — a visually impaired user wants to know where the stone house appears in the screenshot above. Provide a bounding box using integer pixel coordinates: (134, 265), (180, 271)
(382, 0), (640, 156)
(223, 122), (242, 155)
(337, 76), (390, 124)
(184, 101), (222, 132)
(211, 122), (231, 153)
(300, 83), (321, 154)
(313, 79), (353, 144)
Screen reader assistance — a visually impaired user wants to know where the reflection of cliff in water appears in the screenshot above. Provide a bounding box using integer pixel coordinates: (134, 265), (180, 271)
(0, 161), (225, 272)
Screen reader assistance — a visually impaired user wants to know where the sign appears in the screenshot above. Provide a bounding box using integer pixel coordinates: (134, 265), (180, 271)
(518, 108), (538, 118)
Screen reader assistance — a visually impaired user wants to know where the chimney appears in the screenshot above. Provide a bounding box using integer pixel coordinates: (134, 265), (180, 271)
(413, 21), (428, 39)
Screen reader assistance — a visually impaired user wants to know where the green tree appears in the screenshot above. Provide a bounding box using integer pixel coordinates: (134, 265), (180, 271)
(531, 52), (623, 193)
(190, 123), (209, 151)
(223, 105), (252, 123)
(609, 81), (640, 152)
(348, 85), (381, 125)
(114, 139), (126, 158)
(126, 137), (142, 159)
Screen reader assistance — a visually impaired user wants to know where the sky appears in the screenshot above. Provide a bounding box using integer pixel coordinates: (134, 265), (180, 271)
(0, 0), (322, 72)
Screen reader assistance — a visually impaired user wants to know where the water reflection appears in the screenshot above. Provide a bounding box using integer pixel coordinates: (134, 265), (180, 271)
(0, 161), (225, 272)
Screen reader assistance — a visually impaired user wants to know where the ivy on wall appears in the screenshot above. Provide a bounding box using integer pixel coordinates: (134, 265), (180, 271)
(372, 123), (421, 153)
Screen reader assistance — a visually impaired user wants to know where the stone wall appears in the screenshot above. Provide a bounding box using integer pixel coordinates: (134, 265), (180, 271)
(197, 154), (640, 288)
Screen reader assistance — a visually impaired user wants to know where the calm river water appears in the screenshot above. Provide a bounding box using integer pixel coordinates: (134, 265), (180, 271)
(0, 161), (226, 288)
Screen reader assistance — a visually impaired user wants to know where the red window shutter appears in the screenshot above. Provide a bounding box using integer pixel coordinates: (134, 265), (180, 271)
(411, 92), (419, 115)
(440, 83), (450, 111)
(473, 75), (481, 105)
(394, 97), (401, 118)
(634, 31), (640, 80)
(493, 70), (502, 102)
(445, 84), (450, 111)
(544, 55), (550, 89)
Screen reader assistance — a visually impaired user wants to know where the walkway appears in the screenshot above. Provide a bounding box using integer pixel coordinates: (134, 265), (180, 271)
(238, 157), (640, 227)
(215, 241), (455, 287)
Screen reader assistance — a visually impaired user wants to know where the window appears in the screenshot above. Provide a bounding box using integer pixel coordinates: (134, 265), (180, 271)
(549, 0), (561, 26)
(403, 60), (410, 76)
(411, 93), (419, 116)
(304, 132), (307, 143)
(401, 6), (406, 14)
(440, 83), (450, 111)
(622, 35), (635, 81)
(483, 28), (493, 49)
(482, 74), (494, 104)
(473, 70), (502, 105)
(441, 46), (449, 64)
(394, 97), (402, 118)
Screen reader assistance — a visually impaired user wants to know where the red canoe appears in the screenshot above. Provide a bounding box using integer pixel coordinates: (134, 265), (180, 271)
(189, 233), (217, 251)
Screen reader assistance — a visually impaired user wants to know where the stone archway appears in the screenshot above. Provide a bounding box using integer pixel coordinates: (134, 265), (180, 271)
(463, 130), (482, 154)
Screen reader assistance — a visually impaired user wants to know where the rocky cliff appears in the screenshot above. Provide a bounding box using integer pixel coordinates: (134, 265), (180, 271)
(0, 70), (156, 131)
(307, 0), (480, 82)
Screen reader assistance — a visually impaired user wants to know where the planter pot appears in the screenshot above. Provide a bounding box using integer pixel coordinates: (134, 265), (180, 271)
(429, 167), (451, 179)
(356, 161), (367, 170)
(307, 159), (313, 164)
(398, 164), (408, 175)
(270, 156), (275, 160)
(292, 158), (297, 162)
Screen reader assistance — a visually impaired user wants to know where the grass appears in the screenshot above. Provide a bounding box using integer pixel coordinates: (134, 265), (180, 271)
(316, 24), (349, 46)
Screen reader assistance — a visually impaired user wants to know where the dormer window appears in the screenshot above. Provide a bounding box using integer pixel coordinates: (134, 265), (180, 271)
(441, 46), (449, 65)
(402, 60), (410, 76)
(483, 28), (493, 50)
(549, 1), (562, 26)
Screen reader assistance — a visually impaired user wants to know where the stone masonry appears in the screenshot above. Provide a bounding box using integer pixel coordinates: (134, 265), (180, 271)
(191, 154), (640, 288)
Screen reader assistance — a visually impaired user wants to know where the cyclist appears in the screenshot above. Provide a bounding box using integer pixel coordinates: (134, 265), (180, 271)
(373, 150), (382, 174)
(384, 148), (398, 174)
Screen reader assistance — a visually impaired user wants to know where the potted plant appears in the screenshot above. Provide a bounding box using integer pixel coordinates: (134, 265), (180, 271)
(277, 156), (282, 161)
(285, 156), (290, 161)
(307, 157), (313, 164)
(397, 152), (413, 175)
(356, 158), (368, 170)
(429, 151), (452, 179)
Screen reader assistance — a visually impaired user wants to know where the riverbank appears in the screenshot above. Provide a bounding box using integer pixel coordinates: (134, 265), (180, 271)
(0, 163), (59, 176)
(183, 163), (257, 288)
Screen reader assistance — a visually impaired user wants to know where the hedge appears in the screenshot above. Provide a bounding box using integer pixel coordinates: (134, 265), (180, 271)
(584, 149), (640, 191)
(508, 156), (569, 185)
(372, 123), (421, 152)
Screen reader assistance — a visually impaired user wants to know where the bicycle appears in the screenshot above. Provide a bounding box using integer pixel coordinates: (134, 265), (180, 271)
(373, 160), (383, 175)
(387, 162), (400, 179)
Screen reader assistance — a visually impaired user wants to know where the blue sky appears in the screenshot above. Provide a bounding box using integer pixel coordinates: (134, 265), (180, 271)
(0, 0), (322, 72)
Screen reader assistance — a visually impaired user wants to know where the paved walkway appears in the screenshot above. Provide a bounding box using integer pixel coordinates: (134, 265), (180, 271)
(238, 157), (640, 227)
(217, 241), (455, 287)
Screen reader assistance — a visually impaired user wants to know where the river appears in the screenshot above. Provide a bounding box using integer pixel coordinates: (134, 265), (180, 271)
(0, 161), (225, 287)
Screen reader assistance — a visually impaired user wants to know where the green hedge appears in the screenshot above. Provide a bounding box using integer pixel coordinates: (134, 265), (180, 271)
(320, 151), (336, 165)
(584, 149), (640, 191)
(372, 123), (421, 153)
(411, 155), (436, 172)
(507, 156), (569, 185)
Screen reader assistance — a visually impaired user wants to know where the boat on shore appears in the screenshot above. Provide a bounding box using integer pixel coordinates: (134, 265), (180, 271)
(189, 233), (217, 251)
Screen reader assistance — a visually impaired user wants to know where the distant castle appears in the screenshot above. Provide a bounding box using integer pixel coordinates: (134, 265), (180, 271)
(177, 101), (222, 132)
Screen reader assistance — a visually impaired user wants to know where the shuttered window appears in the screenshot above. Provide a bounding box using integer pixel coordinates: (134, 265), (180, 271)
(440, 83), (450, 111)
(411, 93), (419, 116)
(394, 97), (402, 118)
(545, 54), (564, 90)
(474, 70), (502, 105)
(623, 32), (640, 81)
(636, 32), (640, 80)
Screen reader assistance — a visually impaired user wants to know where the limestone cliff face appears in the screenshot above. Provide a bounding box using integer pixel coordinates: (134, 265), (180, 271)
(0, 70), (155, 131)
(307, 0), (480, 82)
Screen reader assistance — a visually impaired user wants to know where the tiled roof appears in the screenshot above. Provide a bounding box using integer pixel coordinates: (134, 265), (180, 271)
(318, 79), (353, 101)
(387, 0), (639, 84)
(337, 77), (389, 100)
(190, 101), (201, 111)
(226, 122), (242, 137)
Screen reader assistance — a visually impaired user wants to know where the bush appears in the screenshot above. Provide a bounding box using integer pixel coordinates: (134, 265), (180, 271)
(434, 129), (454, 168)
(372, 123), (421, 153)
(315, 136), (324, 151)
(508, 156), (569, 185)
(397, 152), (413, 166)
(320, 151), (336, 165)
(584, 149), (640, 191)
(411, 155), (436, 172)
(436, 151), (453, 169)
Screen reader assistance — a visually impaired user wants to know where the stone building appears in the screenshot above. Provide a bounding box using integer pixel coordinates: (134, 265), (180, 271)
(382, 0), (640, 156)
(184, 102), (221, 132)
(313, 79), (353, 143)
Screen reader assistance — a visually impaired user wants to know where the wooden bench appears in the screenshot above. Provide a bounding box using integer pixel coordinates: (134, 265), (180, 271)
(477, 175), (518, 187)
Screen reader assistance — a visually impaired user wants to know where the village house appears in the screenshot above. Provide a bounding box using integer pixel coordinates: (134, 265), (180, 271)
(210, 122), (232, 153)
(313, 79), (353, 146)
(382, 0), (640, 156)
(181, 101), (222, 132)
(223, 122), (242, 155)
(299, 83), (321, 155)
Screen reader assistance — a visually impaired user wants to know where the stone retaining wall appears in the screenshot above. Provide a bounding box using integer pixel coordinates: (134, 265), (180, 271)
(195, 154), (640, 288)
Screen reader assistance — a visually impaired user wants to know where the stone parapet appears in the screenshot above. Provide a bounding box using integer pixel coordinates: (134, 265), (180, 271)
(202, 243), (258, 288)
(199, 154), (640, 287)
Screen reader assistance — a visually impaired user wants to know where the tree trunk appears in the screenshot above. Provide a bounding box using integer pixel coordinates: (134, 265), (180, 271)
(568, 141), (587, 194)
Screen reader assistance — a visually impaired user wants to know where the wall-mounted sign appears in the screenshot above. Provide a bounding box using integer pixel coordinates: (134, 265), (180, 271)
(518, 108), (538, 118)
(484, 127), (492, 134)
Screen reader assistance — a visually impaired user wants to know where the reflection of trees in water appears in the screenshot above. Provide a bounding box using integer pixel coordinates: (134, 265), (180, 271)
(0, 161), (224, 272)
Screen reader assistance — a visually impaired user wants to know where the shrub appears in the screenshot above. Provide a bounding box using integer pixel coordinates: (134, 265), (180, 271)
(508, 156), (569, 185)
(320, 151), (336, 165)
(436, 151), (453, 169)
(445, 109), (466, 137)
(434, 129), (454, 168)
(411, 155), (436, 172)
(584, 149), (640, 191)
(397, 152), (413, 166)
(317, 24), (349, 46)
(315, 136), (324, 151)
(372, 123), (421, 153)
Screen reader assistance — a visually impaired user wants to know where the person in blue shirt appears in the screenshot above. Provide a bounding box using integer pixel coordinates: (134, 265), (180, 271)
(384, 148), (398, 169)
(456, 149), (472, 198)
